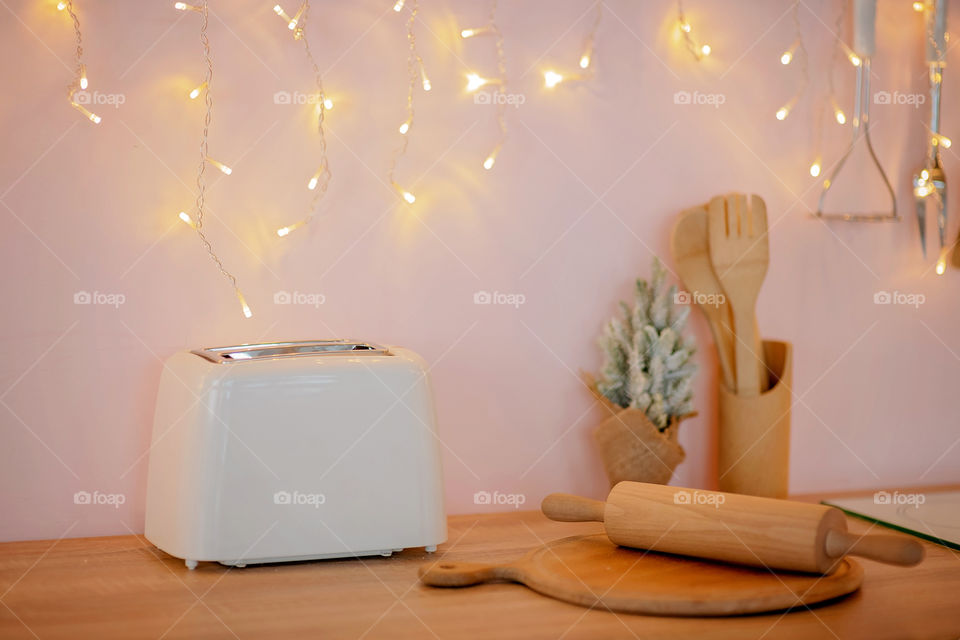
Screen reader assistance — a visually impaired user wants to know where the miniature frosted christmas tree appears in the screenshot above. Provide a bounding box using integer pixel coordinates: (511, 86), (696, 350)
(596, 257), (696, 430)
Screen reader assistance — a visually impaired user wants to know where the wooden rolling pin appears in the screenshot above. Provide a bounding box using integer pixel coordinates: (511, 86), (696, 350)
(542, 482), (924, 574)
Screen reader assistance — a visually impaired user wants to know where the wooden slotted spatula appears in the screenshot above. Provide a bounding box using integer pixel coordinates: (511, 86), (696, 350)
(707, 194), (769, 397)
(671, 205), (736, 391)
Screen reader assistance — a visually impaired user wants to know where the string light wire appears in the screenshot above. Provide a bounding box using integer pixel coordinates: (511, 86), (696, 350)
(677, 0), (710, 61)
(461, 1), (508, 170)
(542, 1), (603, 89)
(276, 0), (333, 237)
(190, 0), (251, 318)
(579, 0), (603, 71)
(775, 1), (808, 121)
(64, 1), (100, 124)
(387, 0), (425, 204)
(825, 0), (849, 128)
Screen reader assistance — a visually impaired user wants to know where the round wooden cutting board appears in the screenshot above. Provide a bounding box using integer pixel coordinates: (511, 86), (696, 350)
(419, 534), (863, 616)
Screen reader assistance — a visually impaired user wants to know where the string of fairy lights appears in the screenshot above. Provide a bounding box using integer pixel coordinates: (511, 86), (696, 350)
(775, 1), (808, 123)
(677, 0), (710, 61)
(184, 0), (252, 318)
(53, 2), (954, 316)
(460, 0), (507, 169)
(541, 0), (605, 89)
(273, 0), (334, 238)
(58, 1), (100, 124)
(388, 0), (429, 205)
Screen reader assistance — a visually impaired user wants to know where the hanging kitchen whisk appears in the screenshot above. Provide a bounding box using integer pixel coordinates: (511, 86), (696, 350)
(817, 0), (899, 222)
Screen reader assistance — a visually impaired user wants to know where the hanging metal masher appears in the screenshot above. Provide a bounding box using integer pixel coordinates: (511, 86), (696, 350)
(914, 0), (948, 261)
(817, 0), (899, 222)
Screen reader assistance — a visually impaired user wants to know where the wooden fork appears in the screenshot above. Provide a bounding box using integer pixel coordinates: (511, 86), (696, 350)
(707, 194), (769, 396)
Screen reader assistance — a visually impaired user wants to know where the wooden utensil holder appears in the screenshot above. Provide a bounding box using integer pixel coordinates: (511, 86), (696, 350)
(718, 340), (792, 498)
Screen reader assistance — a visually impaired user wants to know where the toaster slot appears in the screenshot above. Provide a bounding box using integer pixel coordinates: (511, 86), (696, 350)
(192, 340), (389, 363)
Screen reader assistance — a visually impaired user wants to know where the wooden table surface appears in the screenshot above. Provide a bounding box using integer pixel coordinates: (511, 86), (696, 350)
(1, 504), (958, 639)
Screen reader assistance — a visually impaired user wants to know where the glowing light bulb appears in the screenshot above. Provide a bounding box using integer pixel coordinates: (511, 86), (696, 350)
(276, 220), (305, 237)
(71, 102), (101, 124)
(544, 70), (564, 89)
(835, 109), (846, 125)
(780, 41), (799, 65)
(936, 255), (947, 275)
(322, 97), (333, 110)
(398, 119), (411, 134)
(57, 2), (66, 10)
(775, 106), (789, 120)
(420, 66), (431, 91)
(393, 185), (416, 204)
(79, 65), (88, 90)
(307, 165), (324, 190)
(700, 44), (711, 57)
(921, 169), (930, 181)
(236, 291), (253, 318)
(913, 1), (925, 11)
(848, 53), (861, 67)
(206, 157), (232, 175)
(393, 0), (405, 11)
(460, 27), (490, 38)
(810, 161), (822, 177)
(188, 81), (206, 100)
(579, 53), (591, 69)
(483, 144), (501, 171)
(174, 2), (201, 10)
(178, 211), (196, 228)
(273, 4), (292, 25)
(287, 3), (303, 30)
(936, 134), (952, 148)
(466, 73), (488, 92)
(680, 21), (691, 33)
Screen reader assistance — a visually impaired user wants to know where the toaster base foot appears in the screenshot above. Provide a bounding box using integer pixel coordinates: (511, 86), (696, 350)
(425, 545), (437, 553)
(185, 559), (198, 570)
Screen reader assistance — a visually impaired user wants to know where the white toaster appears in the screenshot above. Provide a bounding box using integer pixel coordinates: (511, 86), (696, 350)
(144, 340), (446, 569)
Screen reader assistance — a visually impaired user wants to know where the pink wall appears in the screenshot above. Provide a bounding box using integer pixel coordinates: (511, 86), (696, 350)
(1, 0), (958, 542)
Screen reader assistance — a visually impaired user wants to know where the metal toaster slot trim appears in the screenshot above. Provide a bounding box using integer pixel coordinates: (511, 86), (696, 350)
(192, 340), (390, 364)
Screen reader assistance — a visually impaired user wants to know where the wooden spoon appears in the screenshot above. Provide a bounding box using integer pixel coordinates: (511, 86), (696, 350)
(707, 194), (769, 397)
(670, 205), (736, 390)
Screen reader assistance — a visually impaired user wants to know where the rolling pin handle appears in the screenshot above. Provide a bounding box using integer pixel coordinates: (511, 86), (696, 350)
(541, 493), (606, 523)
(824, 529), (925, 567)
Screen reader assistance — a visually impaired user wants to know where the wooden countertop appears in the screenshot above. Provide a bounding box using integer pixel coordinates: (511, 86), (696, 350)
(1, 506), (958, 639)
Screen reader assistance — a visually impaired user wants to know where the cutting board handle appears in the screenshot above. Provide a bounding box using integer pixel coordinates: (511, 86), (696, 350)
(541, 493), (606, 522)
(824, 529), (924, 566)
(418, 561), (510, 587)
